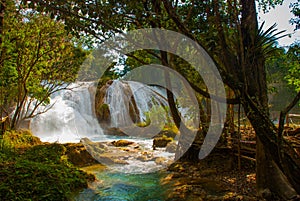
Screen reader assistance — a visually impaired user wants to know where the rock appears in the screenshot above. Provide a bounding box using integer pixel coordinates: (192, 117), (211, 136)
(155, 157), (172, 167)
(155, 157), (166, 165)
(153, 129), (178, 139)
(80, 138), (107, 152)
(79, 138), (110, 165)
(95, 80), (141, 128)
(111, 140), (134, 147)
(95, 80), (114, 128)
(166, 141), (177, 153)
(137, 155), (148, 161)
(113, 159), (129, 164)
(136, 151), (154, 161)
(153, 136), (173, 148)
(105, 127), (128, 136)
(64, 143), (99, 167)
(97, 103), (111, 127)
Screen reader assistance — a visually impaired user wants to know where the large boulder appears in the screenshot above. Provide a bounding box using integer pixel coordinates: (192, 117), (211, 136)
(153, 136), (173, 148)
(97, 103), (111, 127)
(153, 129), (178, 139)
(94, 80), (141, 130)
(64, 143), (99, 167)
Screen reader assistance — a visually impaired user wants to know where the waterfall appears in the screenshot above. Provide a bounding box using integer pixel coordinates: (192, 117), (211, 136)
(30, 80), (171, 142)
(31, 82), (104, 143)
(104, 80), (169, 128)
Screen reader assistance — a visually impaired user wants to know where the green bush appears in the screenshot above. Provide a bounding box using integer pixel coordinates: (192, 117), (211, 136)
(21, 143), (67, 164)
(1, 129), (41, 148)
(0, 160), (93, 201)
(0, 130), (95, 200)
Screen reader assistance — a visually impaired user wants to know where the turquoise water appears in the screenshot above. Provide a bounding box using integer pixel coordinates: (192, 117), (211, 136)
(74, 170), (170, 201)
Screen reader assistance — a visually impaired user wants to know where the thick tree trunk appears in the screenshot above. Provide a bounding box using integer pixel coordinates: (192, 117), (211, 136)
(240, 0), (300, 199)
(160, 50), (201, 161)
(243, 102), (300, 200)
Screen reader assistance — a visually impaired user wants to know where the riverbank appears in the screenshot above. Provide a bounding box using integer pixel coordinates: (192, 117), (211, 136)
(163, 148), (257, 201)
(71, 147), (257, 201)
(0, 130), (96, 200)
(0, 129), (257, 201)
(3, 128), (299, 200)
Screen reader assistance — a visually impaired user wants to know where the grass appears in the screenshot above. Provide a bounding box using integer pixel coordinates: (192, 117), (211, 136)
(0, 130), (95, 201)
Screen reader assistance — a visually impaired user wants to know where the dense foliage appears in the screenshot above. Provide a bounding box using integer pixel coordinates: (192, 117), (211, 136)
(0, 130), (94, 201)
(0, 2), (88, 129)
(0, 0), (299, 199)
(285, 43), (300, 92)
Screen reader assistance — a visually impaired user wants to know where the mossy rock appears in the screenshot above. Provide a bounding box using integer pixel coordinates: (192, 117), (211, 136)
(0, 159), (95, 201)
(95, 80), (113, 127)
(64, 143), (99, 167)
(0, 140), (95, 201)
(1, 129), (42, 148)
(112, 140), (134, 147)
(135, 121), (149, 127)
(153, 136), (173, 148)
(80, 138), (108, 165)
(97, 104), (110, 121)
(153, 129), (178, 139)
(21, 143), (66, 163)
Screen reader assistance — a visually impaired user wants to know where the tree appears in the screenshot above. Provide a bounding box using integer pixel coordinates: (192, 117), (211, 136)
(21, 0), (300, 199)
(0, 3), (87, 130)
(265, 43), (300, 110)
(290, 0), (300, 30)
(285, 43), (300, 92)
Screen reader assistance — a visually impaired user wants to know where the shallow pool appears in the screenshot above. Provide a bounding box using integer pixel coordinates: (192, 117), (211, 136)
(74, 168), (171, 201)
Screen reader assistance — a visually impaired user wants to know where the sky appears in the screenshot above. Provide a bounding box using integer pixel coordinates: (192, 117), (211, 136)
(258, 0), (299, 47)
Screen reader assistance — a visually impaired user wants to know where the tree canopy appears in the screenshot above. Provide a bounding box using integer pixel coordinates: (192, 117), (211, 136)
(0, 2), (87, 129)
(1, 0), (300, 199)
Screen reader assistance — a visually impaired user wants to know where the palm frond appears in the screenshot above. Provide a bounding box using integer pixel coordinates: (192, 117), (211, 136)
(254, 22), (289, 56)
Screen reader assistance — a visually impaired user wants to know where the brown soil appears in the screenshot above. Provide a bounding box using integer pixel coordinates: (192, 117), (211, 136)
(162, 148), (257, 201)
(161, 125), (300, 201)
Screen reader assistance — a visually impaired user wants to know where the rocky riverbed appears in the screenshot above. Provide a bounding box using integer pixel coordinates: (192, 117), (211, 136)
(66, 137), (258, 201)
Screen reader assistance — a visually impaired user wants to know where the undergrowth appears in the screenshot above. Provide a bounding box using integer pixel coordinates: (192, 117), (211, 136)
(0, 130), (95, 201)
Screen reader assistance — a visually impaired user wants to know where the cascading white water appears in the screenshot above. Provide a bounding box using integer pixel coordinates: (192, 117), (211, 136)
(29, 80), (191, 174)
(104, 80), (169, 128)
(31, 82), (105, 143)
(128, 81), (169, 121)
(104, 81), (134, 128)
(30, 80), (170, 143)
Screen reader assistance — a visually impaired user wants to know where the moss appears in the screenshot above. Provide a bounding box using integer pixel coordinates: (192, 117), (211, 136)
(0, 160), (94, 201)
(153, 136), (173, 148)
(97, 103), (111, 122)
(64, 143), (99, 167)
(112, 139), (134, 147)
(163, 125), (179, 135)
(0, 130), (95, 201)
(1, 129), (42, 148)
(20, 143), (67, 163)
(135, 121), (149, 127)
